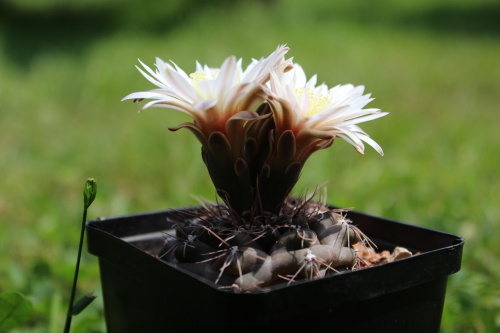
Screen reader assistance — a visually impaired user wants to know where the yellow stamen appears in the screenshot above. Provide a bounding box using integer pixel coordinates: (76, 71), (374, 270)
(296, 88), (331, 117)
(189, 71), (207, 84)
(189, 71), (214, 96)
(234, 67), (241, 85)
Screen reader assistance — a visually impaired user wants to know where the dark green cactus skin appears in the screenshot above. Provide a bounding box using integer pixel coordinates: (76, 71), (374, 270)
(157, 203), (363, 292)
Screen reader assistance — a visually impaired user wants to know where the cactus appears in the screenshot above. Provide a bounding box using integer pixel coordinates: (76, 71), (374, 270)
(155, 199), (375, 292)
(123, 45), (389, 291)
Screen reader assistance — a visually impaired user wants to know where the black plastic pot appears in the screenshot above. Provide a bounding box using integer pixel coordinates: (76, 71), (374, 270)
(86, 207), (464, 333)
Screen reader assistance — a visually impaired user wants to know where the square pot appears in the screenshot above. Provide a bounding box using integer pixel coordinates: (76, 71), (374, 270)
(86, 207), (464, 333)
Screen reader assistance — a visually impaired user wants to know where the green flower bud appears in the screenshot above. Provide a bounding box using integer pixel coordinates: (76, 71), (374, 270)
(83, 178), (97, 209)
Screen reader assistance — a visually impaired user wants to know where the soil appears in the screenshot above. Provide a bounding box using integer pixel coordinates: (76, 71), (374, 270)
(354, 243), (418, 268)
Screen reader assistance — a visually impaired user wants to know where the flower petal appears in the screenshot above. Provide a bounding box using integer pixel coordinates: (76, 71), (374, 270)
(164, 67), (200, 102)
(136, 63), (165, 88)
(193, 99), (218, 112)
(357, 132), (384, 156)
(215, 56), (237, 101)
(139, 98), (203, 124)
(337, 111), (389, 127)
(168, 122), (208, 146)
(121, 91), (167, 102)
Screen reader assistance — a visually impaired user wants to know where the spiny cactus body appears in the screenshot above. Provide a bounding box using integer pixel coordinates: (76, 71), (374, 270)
(157, 201), (371, 292)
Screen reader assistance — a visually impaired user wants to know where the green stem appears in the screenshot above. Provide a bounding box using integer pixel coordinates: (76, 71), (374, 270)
(63, 208), (87, 333)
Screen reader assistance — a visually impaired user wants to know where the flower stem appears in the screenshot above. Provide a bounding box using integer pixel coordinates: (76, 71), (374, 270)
(63, 207), (87, 333)
(64, 178), (96, 333)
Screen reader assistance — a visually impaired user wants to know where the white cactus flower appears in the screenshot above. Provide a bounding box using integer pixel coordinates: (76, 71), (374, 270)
(268, 63), (388, 161)
(122, 45), (292, 146)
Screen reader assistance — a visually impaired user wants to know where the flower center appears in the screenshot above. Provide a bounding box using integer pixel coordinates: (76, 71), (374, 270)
(189, 71), (208, 85)
(189, 71), (217, 97)
(296, 88), (331, 117)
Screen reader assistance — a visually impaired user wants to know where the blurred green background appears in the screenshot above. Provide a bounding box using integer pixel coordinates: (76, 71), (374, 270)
(1, 0), (499, 331)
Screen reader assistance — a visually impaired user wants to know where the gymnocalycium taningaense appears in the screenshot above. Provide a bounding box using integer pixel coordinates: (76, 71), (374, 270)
(123, 45), (389, 291)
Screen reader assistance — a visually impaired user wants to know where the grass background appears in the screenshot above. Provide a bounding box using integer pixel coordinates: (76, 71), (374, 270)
(1, 0), (499, 331)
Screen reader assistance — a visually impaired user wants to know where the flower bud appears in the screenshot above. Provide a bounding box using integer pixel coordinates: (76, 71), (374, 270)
(83, 178), (97, 209)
